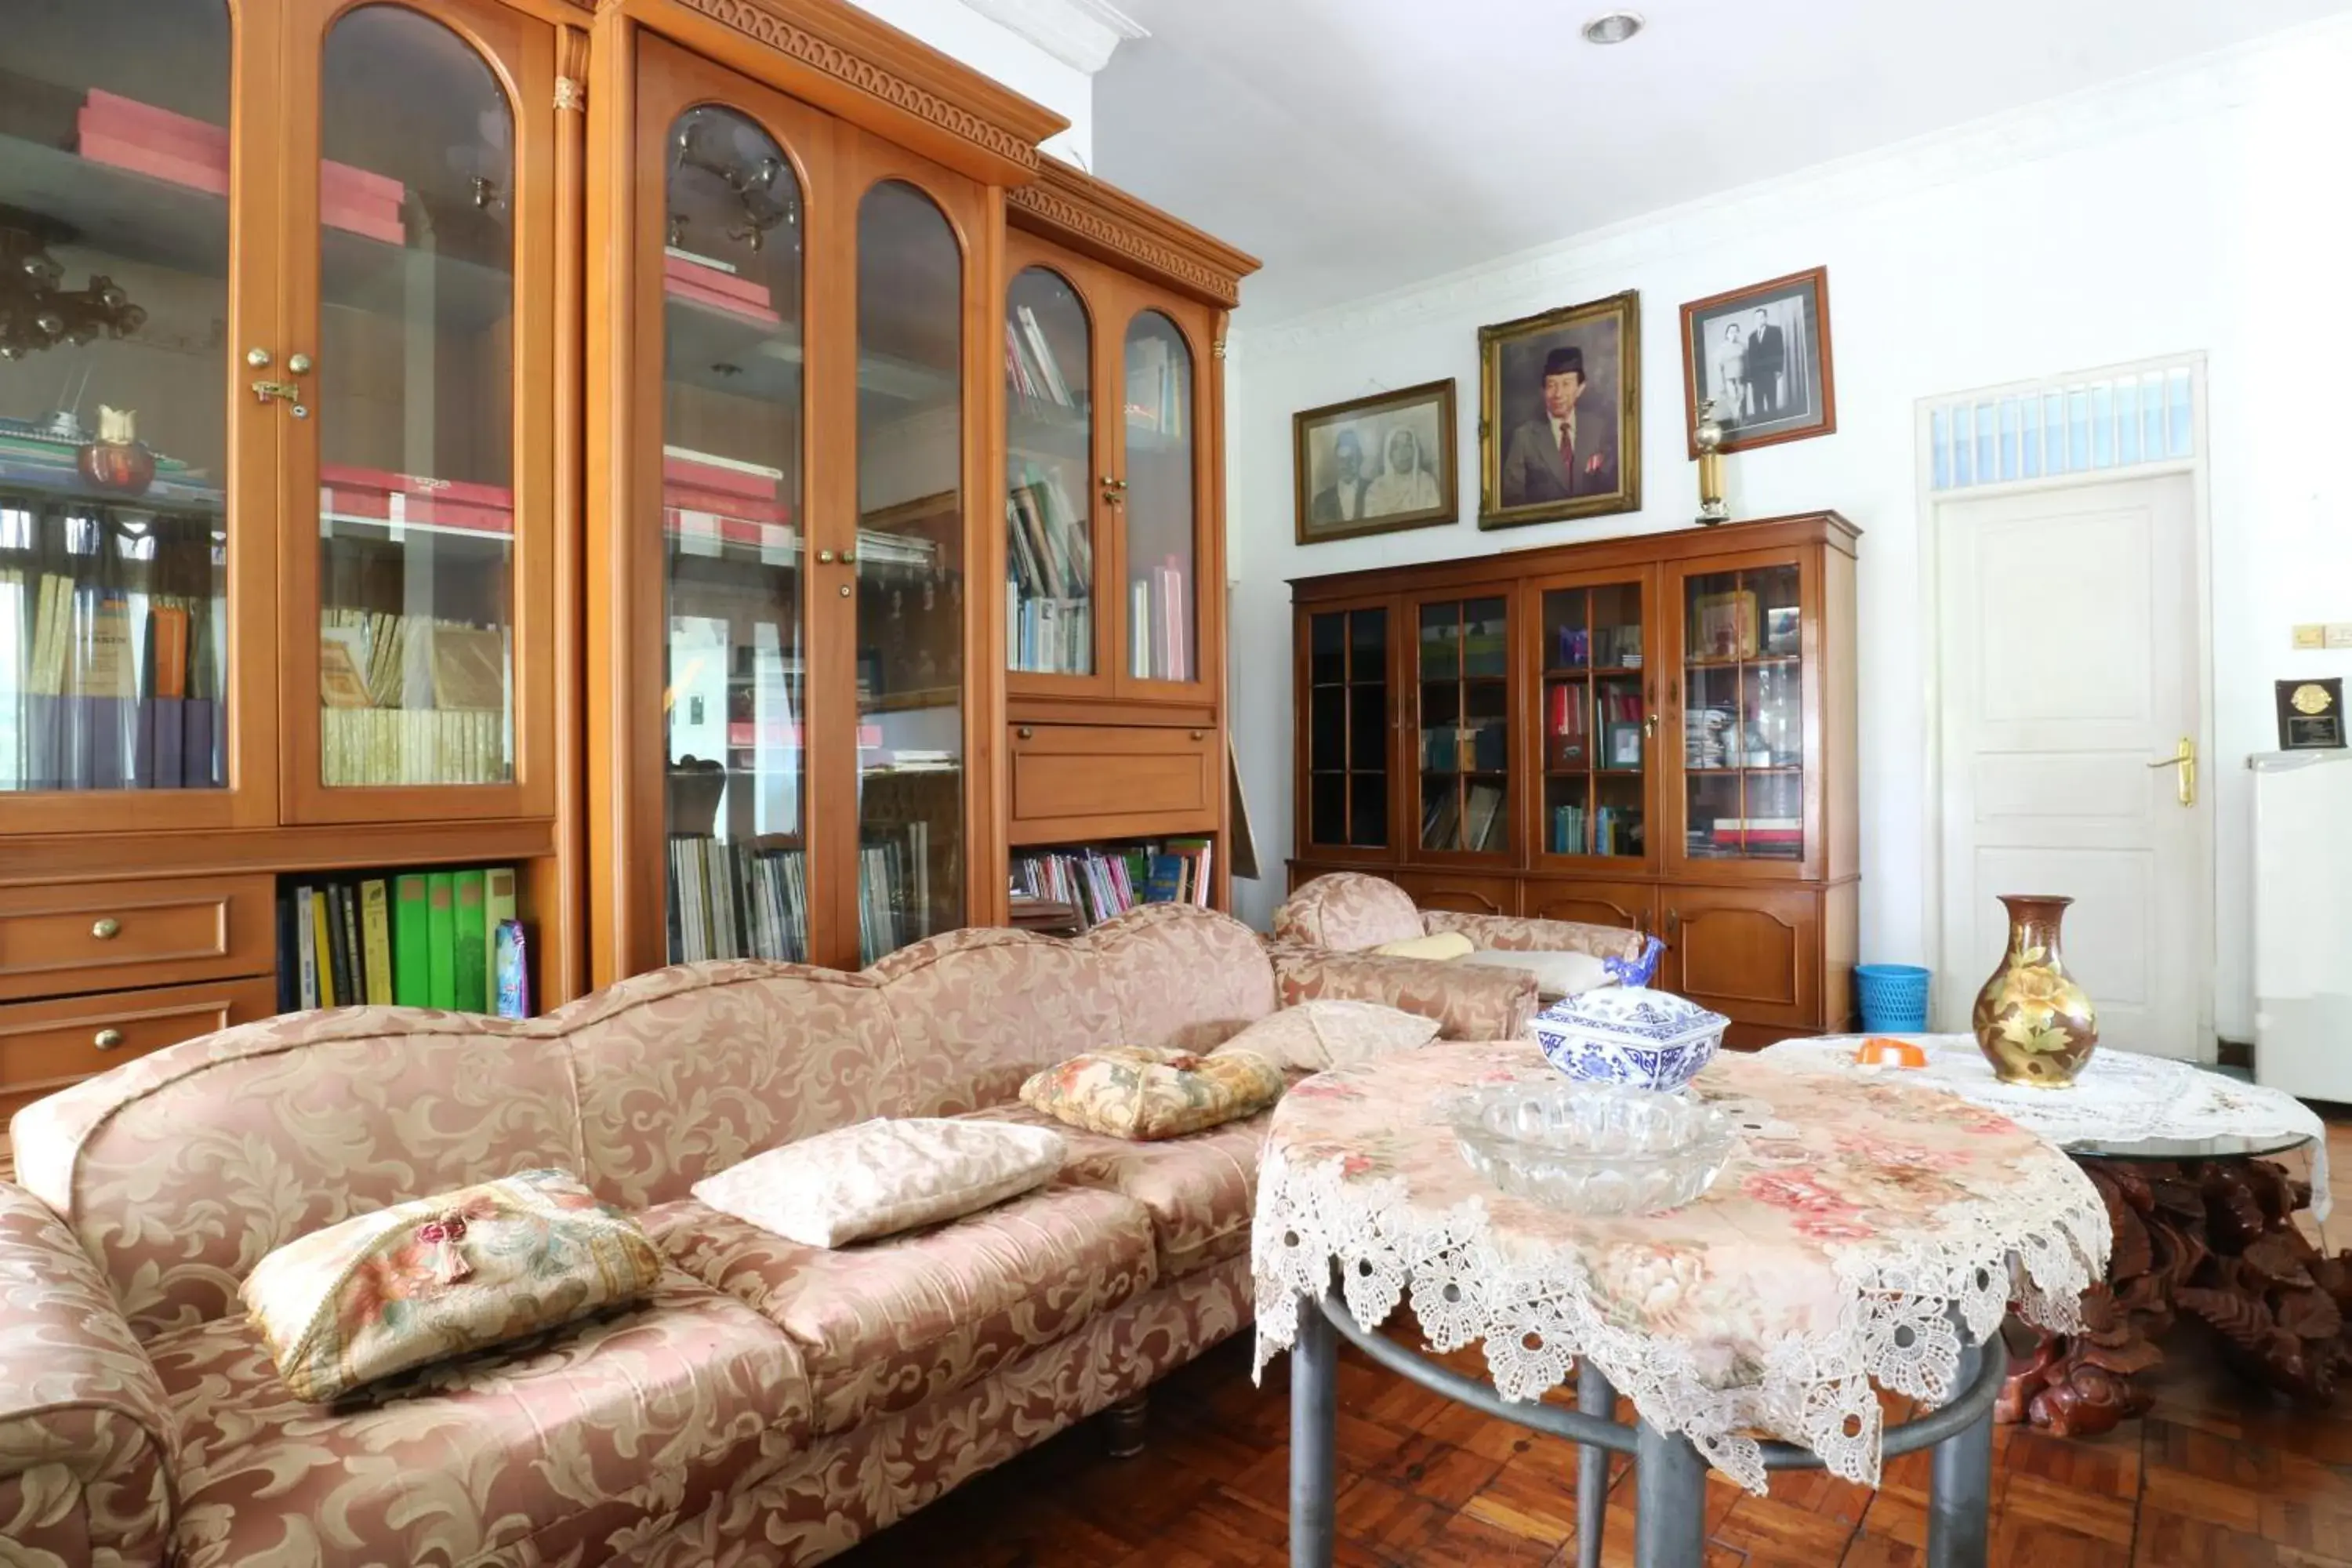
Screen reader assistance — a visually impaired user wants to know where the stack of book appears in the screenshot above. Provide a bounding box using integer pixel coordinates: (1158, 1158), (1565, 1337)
(1006, 304), (1076, 410)
(1704, 817), (1801, 853)
(318, 610), (510, 786)
(1128, 559), (1191, 682)
(1550, 802), (1588, 855)
(1123, 336), (1186, 439)
(664, 247), (782, 325)
(663, 446), (797, 561)
(278, 866), (528, 1017)
(1684, 706), (1735, 769)
(1010, 838), (1213, 930)
(78, 89), (404, 243)
(1007, 463), (1092, 673)
(1548, 684), (1588, 766)
(858, 821), (933, 965)
(666, 836), (808, 963)
(321, 464), (514, 537)
(1420, 722), (1508, 773)
(1421, 782), (1506, 853)
(7, 572), (221, 791)
(1595, 804), (1642, 856)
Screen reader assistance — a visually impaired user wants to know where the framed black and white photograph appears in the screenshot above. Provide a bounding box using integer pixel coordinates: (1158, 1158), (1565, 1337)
(1605, 722), (1644, 769)
(1679, 267), (1836, 456)
(1478, 291), (1641, 528)
(1291, 379), (1458, 545)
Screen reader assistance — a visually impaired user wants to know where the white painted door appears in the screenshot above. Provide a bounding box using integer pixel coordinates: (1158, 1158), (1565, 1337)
(1935, 474), (2205, 1058)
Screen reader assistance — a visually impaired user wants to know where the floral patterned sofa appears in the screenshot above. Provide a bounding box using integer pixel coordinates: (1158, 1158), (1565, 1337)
(1273, 871), (1663, 989)
(0, 902), (1530, 1568)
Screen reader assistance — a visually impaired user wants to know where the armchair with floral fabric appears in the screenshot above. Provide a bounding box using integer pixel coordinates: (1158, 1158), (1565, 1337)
(1270, 873), (1664, 999)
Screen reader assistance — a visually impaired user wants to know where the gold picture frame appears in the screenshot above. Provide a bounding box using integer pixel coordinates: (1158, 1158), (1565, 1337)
(1291, 379), (1459, 546)
(1478, 290), (1641, 529)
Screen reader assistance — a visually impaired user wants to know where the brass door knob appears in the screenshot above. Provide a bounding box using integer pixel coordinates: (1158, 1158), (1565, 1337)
(91, 917), (121, 940)
(1190, 729), (1204, 739)
(93, 1029), (125, 1051)
(288, 352), (314, 375)
(245, 347), (271, 367)
(1017, 726), (1035, 739)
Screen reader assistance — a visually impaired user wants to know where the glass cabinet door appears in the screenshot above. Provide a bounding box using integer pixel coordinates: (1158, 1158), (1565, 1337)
(1414, 593), (1511, 857)
(0, 0), (247, 822)
(285, 0), (553, 818)
(1674, 557), (1807, 869)
(1537, 575), (1651, 863)
(1301, 601), (1392, 855)
(854, 178), (964, 964)
(1120, 308), (1197, 687)
(1004, 260), (1098, 684)
(658, 103), (809, 963)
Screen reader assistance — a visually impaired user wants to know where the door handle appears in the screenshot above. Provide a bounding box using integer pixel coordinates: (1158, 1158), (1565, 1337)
(2147, 735), (2196, 807)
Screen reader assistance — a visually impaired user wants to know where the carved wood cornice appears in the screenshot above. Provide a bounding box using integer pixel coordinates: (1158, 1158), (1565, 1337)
(1007, 158), (1259, 310)
(638, 0), (1067, 184)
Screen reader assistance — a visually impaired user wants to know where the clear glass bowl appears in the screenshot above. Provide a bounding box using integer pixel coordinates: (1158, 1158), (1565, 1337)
(1447, 1083), (1737, 1215)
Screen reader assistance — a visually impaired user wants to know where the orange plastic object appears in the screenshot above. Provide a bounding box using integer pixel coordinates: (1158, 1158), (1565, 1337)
(1856, 1037), (1927, 1069)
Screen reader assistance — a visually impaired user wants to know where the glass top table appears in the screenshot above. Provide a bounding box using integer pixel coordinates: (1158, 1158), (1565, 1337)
(2065, 1130), (2316, 1162)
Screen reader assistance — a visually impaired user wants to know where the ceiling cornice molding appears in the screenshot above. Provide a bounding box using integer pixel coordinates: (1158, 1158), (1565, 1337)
(1232, 19), (2332, 358)
(957, 0), (1146, 75)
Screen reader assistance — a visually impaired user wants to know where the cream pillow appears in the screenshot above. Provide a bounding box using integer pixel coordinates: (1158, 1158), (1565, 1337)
(1212, 999), (1441, 1072)
(1370, 930), (1475, 961)
(1456, 947), (1617, 1000)
(691, 1119), (1066, 1247)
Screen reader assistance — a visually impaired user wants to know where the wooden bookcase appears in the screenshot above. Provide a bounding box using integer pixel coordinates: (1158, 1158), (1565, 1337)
(0, 0), (1257, 1144)
(1288, 513), (1861, 1046)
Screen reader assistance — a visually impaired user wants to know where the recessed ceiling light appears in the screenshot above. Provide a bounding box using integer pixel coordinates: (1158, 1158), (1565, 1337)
(1581, 10), (1644, 45)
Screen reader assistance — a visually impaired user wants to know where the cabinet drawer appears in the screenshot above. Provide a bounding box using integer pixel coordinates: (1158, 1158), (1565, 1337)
(1392, 871), (1519, 920)
(0, 876), (276, 1001)
(1008, 724), (1219, 844)
(0, 975), (279, 1129)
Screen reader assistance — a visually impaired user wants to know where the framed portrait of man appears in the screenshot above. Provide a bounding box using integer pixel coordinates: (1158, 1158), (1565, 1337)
(1679, 267), (1836, 456)
(1477, 290), (1641, 529)
(1292, 379), (1458, 545)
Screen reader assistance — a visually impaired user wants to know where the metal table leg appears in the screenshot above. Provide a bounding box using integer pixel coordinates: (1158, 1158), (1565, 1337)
(1290, 1292), (1339, 1568)
(1929, 1335), (1995, 1568)
(1634, 1420), (1708, 1568)
(1577, 1359), (1614, 1568)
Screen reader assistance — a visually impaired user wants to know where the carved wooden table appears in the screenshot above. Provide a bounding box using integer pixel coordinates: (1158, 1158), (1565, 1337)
(1999, 1131), (2349, 1437)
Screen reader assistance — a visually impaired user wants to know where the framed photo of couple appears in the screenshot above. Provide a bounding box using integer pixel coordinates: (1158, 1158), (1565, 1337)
(1679, 267), (1836, 456)
(1292, 379), (1458, 545)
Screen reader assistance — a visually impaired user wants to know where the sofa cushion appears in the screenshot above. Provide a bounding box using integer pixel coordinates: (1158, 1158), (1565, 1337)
(1270, 872), (1428, 952)
(642, 1185), (1158, 1435)
(690, 1118), (1066, 1247)
(1456, 946), (1617, 1000)
(1211, 999), (1441, 1072)
(1019, 1046), (1285, 1142)
(150, 1272), (809, 1568)
(965, 1102), (1272, 1281)
(1370, 931), (1475, 962)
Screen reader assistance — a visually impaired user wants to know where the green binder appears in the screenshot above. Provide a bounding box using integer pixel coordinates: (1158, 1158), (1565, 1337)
(392, 873), (431, 1007)
(426, 871), (457, 1010)
(452, 869), (487, 1013)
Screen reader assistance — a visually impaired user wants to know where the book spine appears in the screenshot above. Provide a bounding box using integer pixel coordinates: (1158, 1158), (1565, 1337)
(452, 869), (487, 1011)
(483, 866), (517, 996)
(360, 878), (394, 1005)
(275, 886), (299, 1013)
(321, 884), (351, 1009)
(390, 873), (430, 1007)
(425, 872), (457, 1009)
(493, 920), (530, 1019)
(296, 886), (321, 1008)
(337, 882), (365, 1008)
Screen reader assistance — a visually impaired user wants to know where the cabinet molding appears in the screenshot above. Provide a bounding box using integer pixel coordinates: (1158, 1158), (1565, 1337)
(1007, 159), (1260, 310)
(648, 0), (1066, 183)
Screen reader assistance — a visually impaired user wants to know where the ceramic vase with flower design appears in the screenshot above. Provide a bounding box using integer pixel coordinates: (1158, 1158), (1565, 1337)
(1971, 895), (2098, 1087)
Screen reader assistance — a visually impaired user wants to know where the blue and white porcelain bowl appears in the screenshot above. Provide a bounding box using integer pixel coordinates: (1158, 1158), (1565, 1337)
(1530, 989), (1730, 1094)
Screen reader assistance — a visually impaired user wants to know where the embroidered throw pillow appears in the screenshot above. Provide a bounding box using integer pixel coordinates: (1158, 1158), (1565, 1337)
(1370, 931), (1475, 962)
(1020, 1046), (1285, 1141)
(1456, 947), (1617, 1001)
(1210, 1000), (1440, 1073)
(691, 1119), (1067, 1248)
(241, 1168), (662, 1403)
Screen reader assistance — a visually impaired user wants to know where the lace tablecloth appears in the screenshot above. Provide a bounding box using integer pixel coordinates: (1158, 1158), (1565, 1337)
(1251, 1044), (2108, 1492)
(1760, 1035), (2331, 1222)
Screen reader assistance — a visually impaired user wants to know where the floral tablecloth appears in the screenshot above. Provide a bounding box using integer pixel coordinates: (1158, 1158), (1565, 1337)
(1251, 1044), (2108, 1492)
(1760, 1035), (2331, 1222)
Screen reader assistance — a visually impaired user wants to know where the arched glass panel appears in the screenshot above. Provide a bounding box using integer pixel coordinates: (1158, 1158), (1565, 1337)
(1004, 266), (1092, 675)
(1124, 311), (1193, 681)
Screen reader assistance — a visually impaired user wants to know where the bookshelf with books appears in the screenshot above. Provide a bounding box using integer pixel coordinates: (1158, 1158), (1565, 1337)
(998, 160), (1256, 922)
(0, 0), (580, 1174)
(274, 863), (536, 1018)
(1010, 837), (1216, 931)
(1289, 514), (1860, 1046)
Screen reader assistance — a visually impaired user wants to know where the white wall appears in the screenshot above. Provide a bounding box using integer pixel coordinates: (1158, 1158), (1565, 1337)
(1224, 20), (2352, 1044)
(848, 0), (1091, 165)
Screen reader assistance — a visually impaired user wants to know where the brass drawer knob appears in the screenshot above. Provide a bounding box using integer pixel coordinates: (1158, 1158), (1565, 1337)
(1017, 726), (1035, 740)
(1190, 729), (1205, 740)
(91, 917), (121, 940)
(93, 1029), (125, 1051)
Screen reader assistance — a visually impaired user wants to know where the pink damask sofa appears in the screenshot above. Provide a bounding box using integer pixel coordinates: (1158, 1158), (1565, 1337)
(0, 903), (1530, 1568)
(1274, 871), (1663, 986)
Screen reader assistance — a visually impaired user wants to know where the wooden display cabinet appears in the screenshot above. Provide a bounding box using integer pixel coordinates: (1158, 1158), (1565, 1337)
(1289, 513), (1861, 1041)
(0, 0), (586, 1145)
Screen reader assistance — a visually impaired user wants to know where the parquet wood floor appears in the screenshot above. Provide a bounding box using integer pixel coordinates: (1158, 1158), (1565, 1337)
(838, 1127), (2352, 1568)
